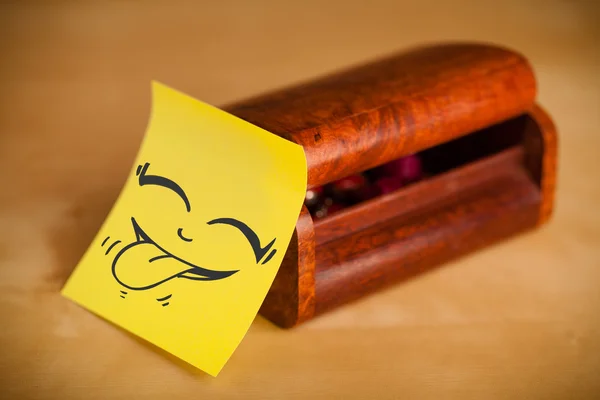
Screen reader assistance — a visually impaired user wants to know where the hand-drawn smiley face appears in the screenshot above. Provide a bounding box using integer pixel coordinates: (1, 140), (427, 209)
(106, 162), (278, 304)
(61, 81), (308, 376)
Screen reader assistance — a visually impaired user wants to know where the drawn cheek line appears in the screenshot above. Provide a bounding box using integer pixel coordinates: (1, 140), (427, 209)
(149, 254), (172, 263)
(261, 249), (277, 264)
(105, 240), (122, 255)
(156, 294), (172, 302)
(177, 228), (193, 242)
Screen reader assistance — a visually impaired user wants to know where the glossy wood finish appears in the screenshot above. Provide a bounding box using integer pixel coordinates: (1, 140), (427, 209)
(526, 105), (558, 225)
(259, 206), (316, 328)
(240, 43), (558, 327)
(4, 2), (597, 398)
(314, 146), (525, 246)
(226, 43), (537, 188)
(314, 147), (540, 315)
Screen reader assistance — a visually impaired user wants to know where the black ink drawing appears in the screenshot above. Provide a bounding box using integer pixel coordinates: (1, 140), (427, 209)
(156, 294), (172, 307)
(106, 162), (278, 306)
(207, 218), (277, 265)
(136, 162), (191, 212)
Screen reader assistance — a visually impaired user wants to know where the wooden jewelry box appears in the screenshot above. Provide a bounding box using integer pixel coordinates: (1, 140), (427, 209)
(225, 42), (558, 328)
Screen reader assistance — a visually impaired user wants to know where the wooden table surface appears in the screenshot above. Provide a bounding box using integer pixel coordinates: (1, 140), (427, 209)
(1, 1), (599, 399)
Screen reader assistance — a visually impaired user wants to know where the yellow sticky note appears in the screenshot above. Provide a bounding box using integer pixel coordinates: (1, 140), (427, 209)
(61, 81), (307, 376)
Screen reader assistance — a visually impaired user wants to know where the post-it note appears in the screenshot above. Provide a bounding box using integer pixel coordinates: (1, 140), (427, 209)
(61, 81), (307, 377)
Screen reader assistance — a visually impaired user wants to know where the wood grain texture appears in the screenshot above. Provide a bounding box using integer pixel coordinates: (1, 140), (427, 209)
(259, 206), (316, 327)
(250, 43), (556, 325)
(528, 105), (558, 225)
(226, 43), (537, 188)
(314, 149), (540, 314)
(1, 1), (598, 399)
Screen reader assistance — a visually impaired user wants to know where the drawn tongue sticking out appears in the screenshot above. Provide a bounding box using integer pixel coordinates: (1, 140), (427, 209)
(113, 241), (190, 290)
(111, 218), (239, 291)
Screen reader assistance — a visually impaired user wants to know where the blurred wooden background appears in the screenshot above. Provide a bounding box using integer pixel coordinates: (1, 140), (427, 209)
(0, 1), (599, 399)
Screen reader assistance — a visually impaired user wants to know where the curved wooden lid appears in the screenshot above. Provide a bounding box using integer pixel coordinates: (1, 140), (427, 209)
(226, 43), (537, 187)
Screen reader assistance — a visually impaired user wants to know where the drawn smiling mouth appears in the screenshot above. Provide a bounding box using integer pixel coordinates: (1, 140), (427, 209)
(111, 217), (239, 291)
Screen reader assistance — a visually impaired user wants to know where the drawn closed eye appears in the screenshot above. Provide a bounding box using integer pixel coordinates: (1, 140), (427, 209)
(207, 218), (277, 265)
(177, 228), (193, 242)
